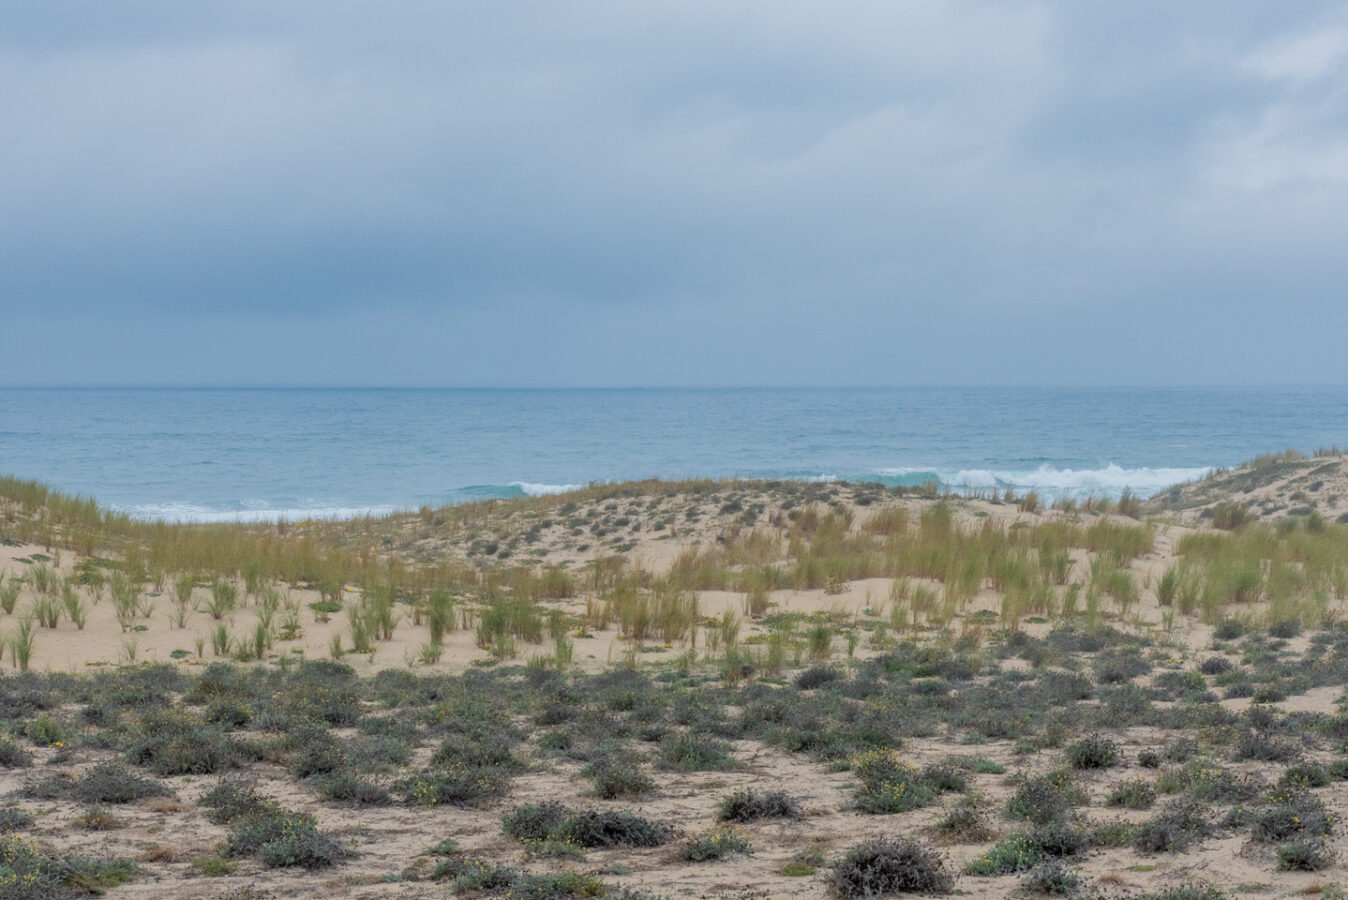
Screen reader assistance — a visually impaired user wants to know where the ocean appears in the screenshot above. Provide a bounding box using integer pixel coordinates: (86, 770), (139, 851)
(1, 387), (1345, 522)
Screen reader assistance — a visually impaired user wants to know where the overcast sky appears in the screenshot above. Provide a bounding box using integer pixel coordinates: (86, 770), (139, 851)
(3, 2), (1347, 387)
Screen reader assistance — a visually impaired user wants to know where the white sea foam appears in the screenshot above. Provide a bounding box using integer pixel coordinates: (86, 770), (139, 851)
(117, 463), (1213, 522)
(510, 481), (585, 496)
(878, 463), (1212, 498)
(123, 503), (403, 524)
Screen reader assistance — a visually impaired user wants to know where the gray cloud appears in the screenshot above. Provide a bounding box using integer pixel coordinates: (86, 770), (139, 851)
(3, 1), (1348, 385)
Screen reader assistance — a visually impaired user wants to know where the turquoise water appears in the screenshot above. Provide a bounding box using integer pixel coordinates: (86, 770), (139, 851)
(0, 387), (1345, 521)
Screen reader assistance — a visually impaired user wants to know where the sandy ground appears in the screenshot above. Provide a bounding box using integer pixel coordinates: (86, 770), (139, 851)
(3, 487), (1347, 898)
(6, 715), (1347, 899)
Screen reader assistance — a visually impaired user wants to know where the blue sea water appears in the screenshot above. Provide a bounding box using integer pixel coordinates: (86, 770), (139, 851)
(0, 387), (1345, 522)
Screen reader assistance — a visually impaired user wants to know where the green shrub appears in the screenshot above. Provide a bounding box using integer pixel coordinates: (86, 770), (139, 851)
(311, 771), (391, 806)
(942, 754), (1004, 774)
(851, 748), (934, 814)
(1250, 789), (1332, 843)
(0, 807), (34, 832)
(502, 802), (571, 842)
(550, 809), (675, 849)
(204, 698), (253, 730)
(1199, 657), (1232, 676)
(222, 802), (346, 869)
(795, 666), (840, 690)
(583, 755), (654, 799)
(933, 795), (992, 842)
(436, 859), (606, 897)
(430, 733), (524, 772)
(1105, 778), (1155, 809)
(1276, 839), (1334, 871)
(1021, 859), (1080, 896)
(1090, 821), (1136, 847)
(1134, 798), (1211, 853)
(398, 767), (511, 808)
(1005, 772), (1083, 825)
(0, 735), (34, 769)
(1233, 730), (1297, 762)
(920, 764), (969, 793)
(199, 780), (279, 824)
(123, 709), (251, 776)
(25, 762), (172, 805)
(1155, 760), (1260, 804)
(0, 833), (138, 897)
(657, 731), (738, 771)
(833, 837), (954, 896)
(966, 833), (1042, 875)
(1065, 733), (1119, 769)
(1141, 884), (1226, 900)
(715, 788), (801, 822)
(22, 714), (65, 747)
(681, 827), (753, 862)
(1279, 764), (1330, 789)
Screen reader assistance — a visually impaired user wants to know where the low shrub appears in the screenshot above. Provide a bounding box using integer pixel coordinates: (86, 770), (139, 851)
(1233, 731), (1298, 763)
(26, 762), (172, 805)
(1026, 821), (1090, 859)
(1090, 821), (1136, 848)
(1005, 772), (1083, 825)
(941, 754), (1004, 774)
(1142, 884), (1226, 900)
(435, 858), (607, 897)
(920, 764), (969, 794)
(583, 754), (655, 799)
(1105, 778), (1156, 809)
(551, 809), (675, 849)
(311, 771), (391, 806)
(966, 833), (1042, 876)
(1268, 619), (1302, 639)
(1199, 657), (1233, 676)
(1021, 858), (1080, 896)
(681, 827), (753, 862)
(502, 802), (572, 842)
(430, 733), (524, 772)
(204, 698), (253, 730)
(123, 709), (251, 776)
(795, 666), (841, 691)
(0, 807), (35, 831)
(1155, 760), (1261, 804)
(851, 748), (934, 814)
(1065, 734), (1119, 769)
(1134, 798), (1211, 853)
(0, 833), (138, 897)
(1279, 764), (1330, 789)
(199, 780), (278, 824)
(657, 731), (738, 771)
(933, 795), (993, 842)
(1250, 789), (1332, 843)
(398, 767), (511, 808)
(222, 802), (346, 870)
(1276, 839), (1334, 871)
(22, 714), (65, 747)
(715, 788), (801, 822)
(0, 735), (34, 769)
(833, 837), (954, 897)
